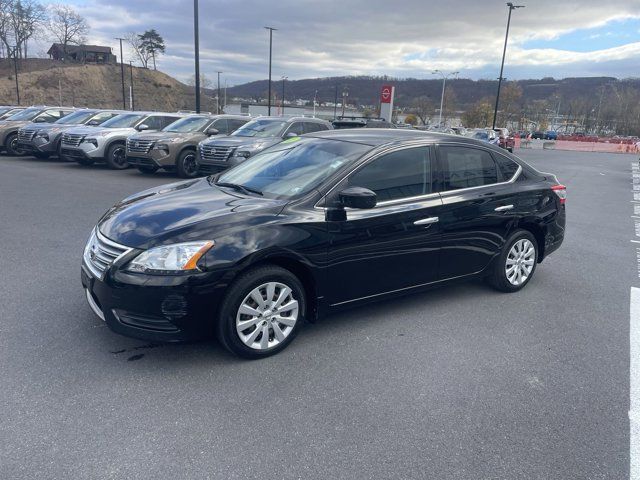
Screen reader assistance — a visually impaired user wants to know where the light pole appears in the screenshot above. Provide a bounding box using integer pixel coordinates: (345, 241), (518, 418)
(341, 88), (348, 117)
(432, 70), (458, 127)
(129, 61), (135, 110)
(313, 89), (318, 117)
(334, 83), (338, 120)
(281, 75), (287, 115)
(216, 71), (223, 114)
(492, 2), (525, 129)
(9, 45), (19, 104)
(193, 0), (201, 113)
(265, 26), (277, 115)
(115, 37), (126, 110)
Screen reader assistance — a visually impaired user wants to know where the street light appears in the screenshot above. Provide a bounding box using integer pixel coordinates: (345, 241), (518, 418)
(115, 37), (126, 110)
(341, 88), (348, 117)
(313, 89), (318, 117)
(281, 75), (287, 115)
(216, 71), (223, 114)
(193, 0), (201, 113)
(9, 45), (19, 104)
(492, 2), (525, 129)
(129, 61), (135, 110)
(265, 26), (277, 115)
(432, 70), (458, 127)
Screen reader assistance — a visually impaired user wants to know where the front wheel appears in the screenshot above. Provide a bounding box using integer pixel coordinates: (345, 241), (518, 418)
(487, 229), (538, 292)
(216, 265), (306, 359)
(4, 133), (23, 156)
(176, 149), (199, 178)
(105, 143), (128, 170)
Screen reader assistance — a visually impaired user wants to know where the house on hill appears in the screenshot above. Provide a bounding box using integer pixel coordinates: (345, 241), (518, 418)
(47, 44), (116, 64)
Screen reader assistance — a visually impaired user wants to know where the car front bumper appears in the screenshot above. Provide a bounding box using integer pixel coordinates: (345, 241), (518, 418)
(81, 262), (228, 342)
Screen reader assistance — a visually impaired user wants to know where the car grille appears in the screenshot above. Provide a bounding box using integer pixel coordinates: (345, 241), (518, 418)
(127, 138), (154, 154)
(200, 145), (234, 163)
(62, 133), (85, 147)
(83, 228), (132, 280)
(127, 156), (158, 167)
(18, 129), (36, 142)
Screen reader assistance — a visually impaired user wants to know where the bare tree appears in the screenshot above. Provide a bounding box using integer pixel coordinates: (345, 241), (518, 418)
(47, 4), (88, 61)
(127, 32), (150, 68)
(3, 0), (47, 58)
(411, 96), (435, 125)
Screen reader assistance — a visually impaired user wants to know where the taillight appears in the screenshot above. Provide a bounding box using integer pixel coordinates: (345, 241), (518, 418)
(551, 184), (566, 204)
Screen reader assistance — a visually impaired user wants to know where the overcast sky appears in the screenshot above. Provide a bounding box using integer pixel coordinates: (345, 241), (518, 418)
(57, 0), (640, 86)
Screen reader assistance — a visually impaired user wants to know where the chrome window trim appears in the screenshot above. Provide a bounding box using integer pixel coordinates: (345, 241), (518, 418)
(438, 165), (522, 197)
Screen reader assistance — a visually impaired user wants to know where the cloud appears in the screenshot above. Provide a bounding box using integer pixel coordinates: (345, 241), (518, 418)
(52, 0), (640, 84)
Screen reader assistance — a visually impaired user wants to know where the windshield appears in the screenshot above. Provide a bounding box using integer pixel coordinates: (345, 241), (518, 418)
(216, 137), (370, 199)
(54, 110), (96, 125)
(231, 119), (287, 138)
(6, 108), (41, 121)
(164, 116), (211, 133)
(101, 113), (145, 128)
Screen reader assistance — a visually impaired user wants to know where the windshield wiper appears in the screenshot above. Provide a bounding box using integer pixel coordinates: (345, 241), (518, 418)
(215, 182), (263, 196)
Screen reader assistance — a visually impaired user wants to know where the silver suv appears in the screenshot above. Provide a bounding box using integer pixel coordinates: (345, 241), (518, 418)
(17, 109), (122, 159)
(61, 111), (182, 169)
(197, 116), (333, 175)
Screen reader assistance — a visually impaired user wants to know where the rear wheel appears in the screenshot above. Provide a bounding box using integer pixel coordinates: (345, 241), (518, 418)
(137, 165), (159, 174)
(176, 149), (199, 178)
(487, 229), (538, 292)
(4, 133), (23, 156)
(105, 143), (128, 169)
(216, 265), (305, 359)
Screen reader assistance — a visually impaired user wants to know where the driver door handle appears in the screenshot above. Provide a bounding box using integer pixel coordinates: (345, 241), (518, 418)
(495, 204), (514, 212)
(414, 217), (439, 226)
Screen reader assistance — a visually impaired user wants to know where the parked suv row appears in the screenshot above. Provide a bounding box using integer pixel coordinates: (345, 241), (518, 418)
(0, 106), (76, 155)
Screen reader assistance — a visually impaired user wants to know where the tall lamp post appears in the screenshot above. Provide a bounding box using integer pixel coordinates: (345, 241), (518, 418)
(216, 71), (223, 114)
(432, 70), (458, 127)
(281, 75), (287, 115)
(115, 37), (126, 110)
(129, 61), (135, 110)
(193, 0), (201, 113)
(9, 45), (19, 104)
(265, 26), (277, 115)
(492, 2), (525, 129)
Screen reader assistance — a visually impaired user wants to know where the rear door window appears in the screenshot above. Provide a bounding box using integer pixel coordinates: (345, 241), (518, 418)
(492, 153), (520, 181)
(228, 119), (247, 132)
(438, 146), (498, 191)
(211, 118), (230, 134)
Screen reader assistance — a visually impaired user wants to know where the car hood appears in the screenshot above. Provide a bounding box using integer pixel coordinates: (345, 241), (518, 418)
(200, 135), (282, 151)
(66, 126), (135, 136)
(98, 177), (287, 249)
(0, 119), (31, 130)
(23, 123), (76, 133)
(128, 131), (202, 142)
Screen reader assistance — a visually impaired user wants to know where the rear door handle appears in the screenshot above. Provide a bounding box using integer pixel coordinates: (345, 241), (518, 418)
(414, 217), (439, 226)
(494, 205), (514, 212)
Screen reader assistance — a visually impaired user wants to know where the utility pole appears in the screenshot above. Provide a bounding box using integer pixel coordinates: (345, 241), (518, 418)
(313, 89), (318, 117)
(492, 2), (525, 129)
(115, 38), (126, 110)
(193, 0), (201, 113)
(216, 71), (223, 114)
(10, 46), (19, 104)
(432, 70), (458, 127)
(281, 75), (287, 115)
(334, 83), (338, 120)
(265, 27), (276, 115)
(129, 61), (135, 110)
(341, 88), (348, 117)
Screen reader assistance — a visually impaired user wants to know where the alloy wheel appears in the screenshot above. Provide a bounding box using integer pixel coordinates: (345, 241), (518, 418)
(112, 146), (126, 166)
(182, 153), (198, 176)
(505, 238), (535, 286)
(235, 282), (299, 350)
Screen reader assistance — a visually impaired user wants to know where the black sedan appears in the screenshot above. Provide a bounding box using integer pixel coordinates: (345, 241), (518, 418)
(82, 130), (566, 358)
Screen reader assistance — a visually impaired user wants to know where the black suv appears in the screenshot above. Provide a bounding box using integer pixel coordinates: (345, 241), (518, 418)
(82, 129), (566, 358)
(197, 116), (332, 174)
(332, 116), (395, 129)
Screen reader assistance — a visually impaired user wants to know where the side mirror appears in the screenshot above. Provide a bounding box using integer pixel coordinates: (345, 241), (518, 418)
(137, 123), (149, 131)
(34, 117), (47, 123)
(339, 186), (377, 210)
(206, 127), (219, 136)
(284, 132), (299, 139)
(87, 120), (100, 126)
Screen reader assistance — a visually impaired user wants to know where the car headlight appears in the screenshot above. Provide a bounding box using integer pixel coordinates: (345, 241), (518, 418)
(234, 150), (251, 159)
(153, 143), (169, 151)
(127, 241), (214, 274)
(35, 132), (49, 140)
(83, 138), (99, 147)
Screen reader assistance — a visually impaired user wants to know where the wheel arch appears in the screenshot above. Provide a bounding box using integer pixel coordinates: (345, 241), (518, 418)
(516, 220), (545, 262)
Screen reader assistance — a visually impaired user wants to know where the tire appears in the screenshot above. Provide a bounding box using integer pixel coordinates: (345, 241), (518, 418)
(4, 133), (23, 156)
(487, 229), (538, 292)
(216, 265), (306, 359)
(105, 143), (128, 170)
(176, 149), (199, 178)
(137, 165), (159, 174)
(77, 158), (94, 166)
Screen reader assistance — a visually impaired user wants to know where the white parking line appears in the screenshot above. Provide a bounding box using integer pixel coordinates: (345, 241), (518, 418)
(631, 287), (640, 479)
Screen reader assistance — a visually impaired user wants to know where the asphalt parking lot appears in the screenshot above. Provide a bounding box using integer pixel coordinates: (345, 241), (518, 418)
(0, 149), (634, 479)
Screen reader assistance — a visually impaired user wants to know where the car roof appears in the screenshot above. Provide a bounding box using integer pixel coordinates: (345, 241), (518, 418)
(251, 115), (330, 124)
(306, 128), (457, 146)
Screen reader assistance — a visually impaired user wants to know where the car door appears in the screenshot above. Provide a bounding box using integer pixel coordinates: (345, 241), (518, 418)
(435, 143), (521, 280)
(325, 145), (443, 306)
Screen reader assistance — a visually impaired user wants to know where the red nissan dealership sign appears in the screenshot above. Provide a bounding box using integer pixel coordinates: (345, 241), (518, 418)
(380, 85), (393, 103)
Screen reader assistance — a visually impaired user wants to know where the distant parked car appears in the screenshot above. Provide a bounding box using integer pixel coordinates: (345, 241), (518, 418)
(197, 116), (332, 175)
(531, 131), (545, 140)
(17, 109), (121, 159)
(0, 106), (25, 120)
(451, 127), (467, 136)
(0, 106), (76, 156)
(61, 111), (182, 169)
(493, 128), (515, 153)
(465, 128), (499, 146)
(126, 114), (250, 177)
(544, 131), (558, 140)
(332, 116), (395, 129)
